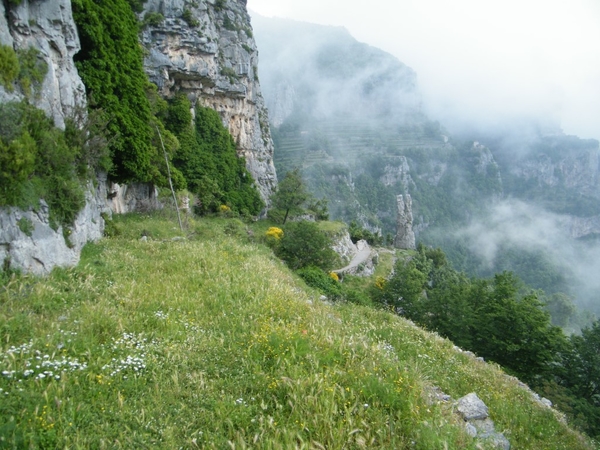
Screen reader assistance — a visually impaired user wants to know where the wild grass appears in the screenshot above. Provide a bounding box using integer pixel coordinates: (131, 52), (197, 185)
(0, 213), (594, 449)
(316, 220), (347, 235)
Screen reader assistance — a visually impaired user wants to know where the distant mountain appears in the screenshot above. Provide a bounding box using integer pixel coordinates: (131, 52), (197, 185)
(252, 15), (600, 316)
(252, 15), (422, 128)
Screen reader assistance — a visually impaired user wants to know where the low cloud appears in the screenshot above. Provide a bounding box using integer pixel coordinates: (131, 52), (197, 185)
(457, 199), (600, 311)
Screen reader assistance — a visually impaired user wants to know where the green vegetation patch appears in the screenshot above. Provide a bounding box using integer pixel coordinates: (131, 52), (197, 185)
(0, 213), (591, 448)
(0, 45), (48, 97)
(0, 102), (108, 228)
(72, 0), (157, 184)
(0, 45), (19, 91)
(166, 95), (264, 216)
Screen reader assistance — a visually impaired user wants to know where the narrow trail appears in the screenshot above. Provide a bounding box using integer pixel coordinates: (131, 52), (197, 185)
(333, 240), (371, 274)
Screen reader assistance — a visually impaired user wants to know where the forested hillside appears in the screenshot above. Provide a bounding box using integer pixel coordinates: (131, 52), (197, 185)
(253, 15), (600, 319)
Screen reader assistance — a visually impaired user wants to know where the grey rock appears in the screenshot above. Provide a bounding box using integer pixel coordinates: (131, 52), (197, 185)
(465, 422), (477, 438)
(331, 231), (358, 266)
(2, 0), (87, 129)
(0, 2), (13, 46)
(484, 432), (511, 450)
(456, 392), (489, 421)
(471, 418), (496, 437)
(457, 395), (511, 449)
(139, 0), (277, 205)
(568, 214), (600, 239)
(107, 182), (162, 214)
(394, 194), (416, 250)
(380, 158), (415, 192)
(0, 181), (107, 276)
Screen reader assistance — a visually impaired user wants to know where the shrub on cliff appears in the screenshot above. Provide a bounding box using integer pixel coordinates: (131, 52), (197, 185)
(167, 95), (264, 216)
(0, 45), (19, 91)
(72, 0), (157, 184)
(296, 266), (342, 299)
(0, 102), (93, 228)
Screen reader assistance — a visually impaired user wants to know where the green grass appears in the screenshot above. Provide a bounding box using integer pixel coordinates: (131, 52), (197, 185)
(317, 220), (347, 235)
(0, 213), (594, 449)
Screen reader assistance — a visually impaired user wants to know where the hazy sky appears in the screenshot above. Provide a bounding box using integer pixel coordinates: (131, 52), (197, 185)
(247, 0), (600, 139)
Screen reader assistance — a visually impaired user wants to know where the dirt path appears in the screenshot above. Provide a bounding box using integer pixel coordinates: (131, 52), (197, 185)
(333, 240), (371, 274)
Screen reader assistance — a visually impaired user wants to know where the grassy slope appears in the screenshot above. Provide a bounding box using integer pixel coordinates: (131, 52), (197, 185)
(0, 213), (593, 449)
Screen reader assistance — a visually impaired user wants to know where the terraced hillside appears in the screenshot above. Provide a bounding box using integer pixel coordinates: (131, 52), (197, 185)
(273, 118), (447, 176)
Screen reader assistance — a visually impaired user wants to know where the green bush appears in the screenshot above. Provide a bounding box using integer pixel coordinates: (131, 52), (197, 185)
(276, 221), (337, 270)
(72, 0), (157, 184)
(168, 97), (264, 216)
(0, 45), (19, 91)
(101, 213), (122, 237)
(349, 220), (383, 246)
(0, 102), (91, 228)
(142, 12), (164, 27)
(0, 131), (36, 205)
(296, 266), (342, 299)
(182, 9), (199, 27)
(16, 47), (48, 98)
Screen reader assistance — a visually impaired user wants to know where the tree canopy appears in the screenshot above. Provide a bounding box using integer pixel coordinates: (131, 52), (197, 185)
(270, 168), (310, 224)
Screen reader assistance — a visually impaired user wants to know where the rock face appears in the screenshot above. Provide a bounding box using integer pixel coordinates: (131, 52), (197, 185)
(512, 142), (600, 199)
(394, 194), (416, 250)
(0, 0), (277, 275)
(266, 81), (295, 127)
(139, 0), (277, 203)
(569, 215), (600, 239)
(0, 0), (87, 129)
(0, 0), (108, 275)
(0, 182), (106, 276)
(331, 230), (358, 266)
(107, 182), (161, 214)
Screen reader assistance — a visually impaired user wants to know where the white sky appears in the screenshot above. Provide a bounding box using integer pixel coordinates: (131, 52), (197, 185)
(247, 0), (600, 139)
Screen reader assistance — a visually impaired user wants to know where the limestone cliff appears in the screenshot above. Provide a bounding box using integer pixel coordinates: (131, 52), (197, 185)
(0, 0), (106, 275)
(0, 0), (86, 127)
(510, 138), (600, 199)
(139, 0), (277, 202)
(0, 0), (276, 274)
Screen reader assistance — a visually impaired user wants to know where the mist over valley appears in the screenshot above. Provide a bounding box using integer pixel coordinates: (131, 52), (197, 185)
(251, 14), (600, 321)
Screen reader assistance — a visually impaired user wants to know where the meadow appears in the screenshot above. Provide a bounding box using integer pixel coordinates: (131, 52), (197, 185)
(0, 213), (593, 449)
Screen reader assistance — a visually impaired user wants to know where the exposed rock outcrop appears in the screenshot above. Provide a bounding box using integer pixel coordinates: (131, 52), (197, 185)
(456, 393), (511, 450)
(0, 181), (106, 276)
(394, 194), (416, 249)
(266, 81), (295, 127)
(0, 0), (87, 129)
(513, 144), (600, 199)
(107, 182), (161, 214)
(331, 230), (358, 266)
(0, 0), (108, 275)
(139, 0), (277, 203)
(428, 388), (510, 450)
(380, 157), (415, 191)
(569, 215), (600, 239)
